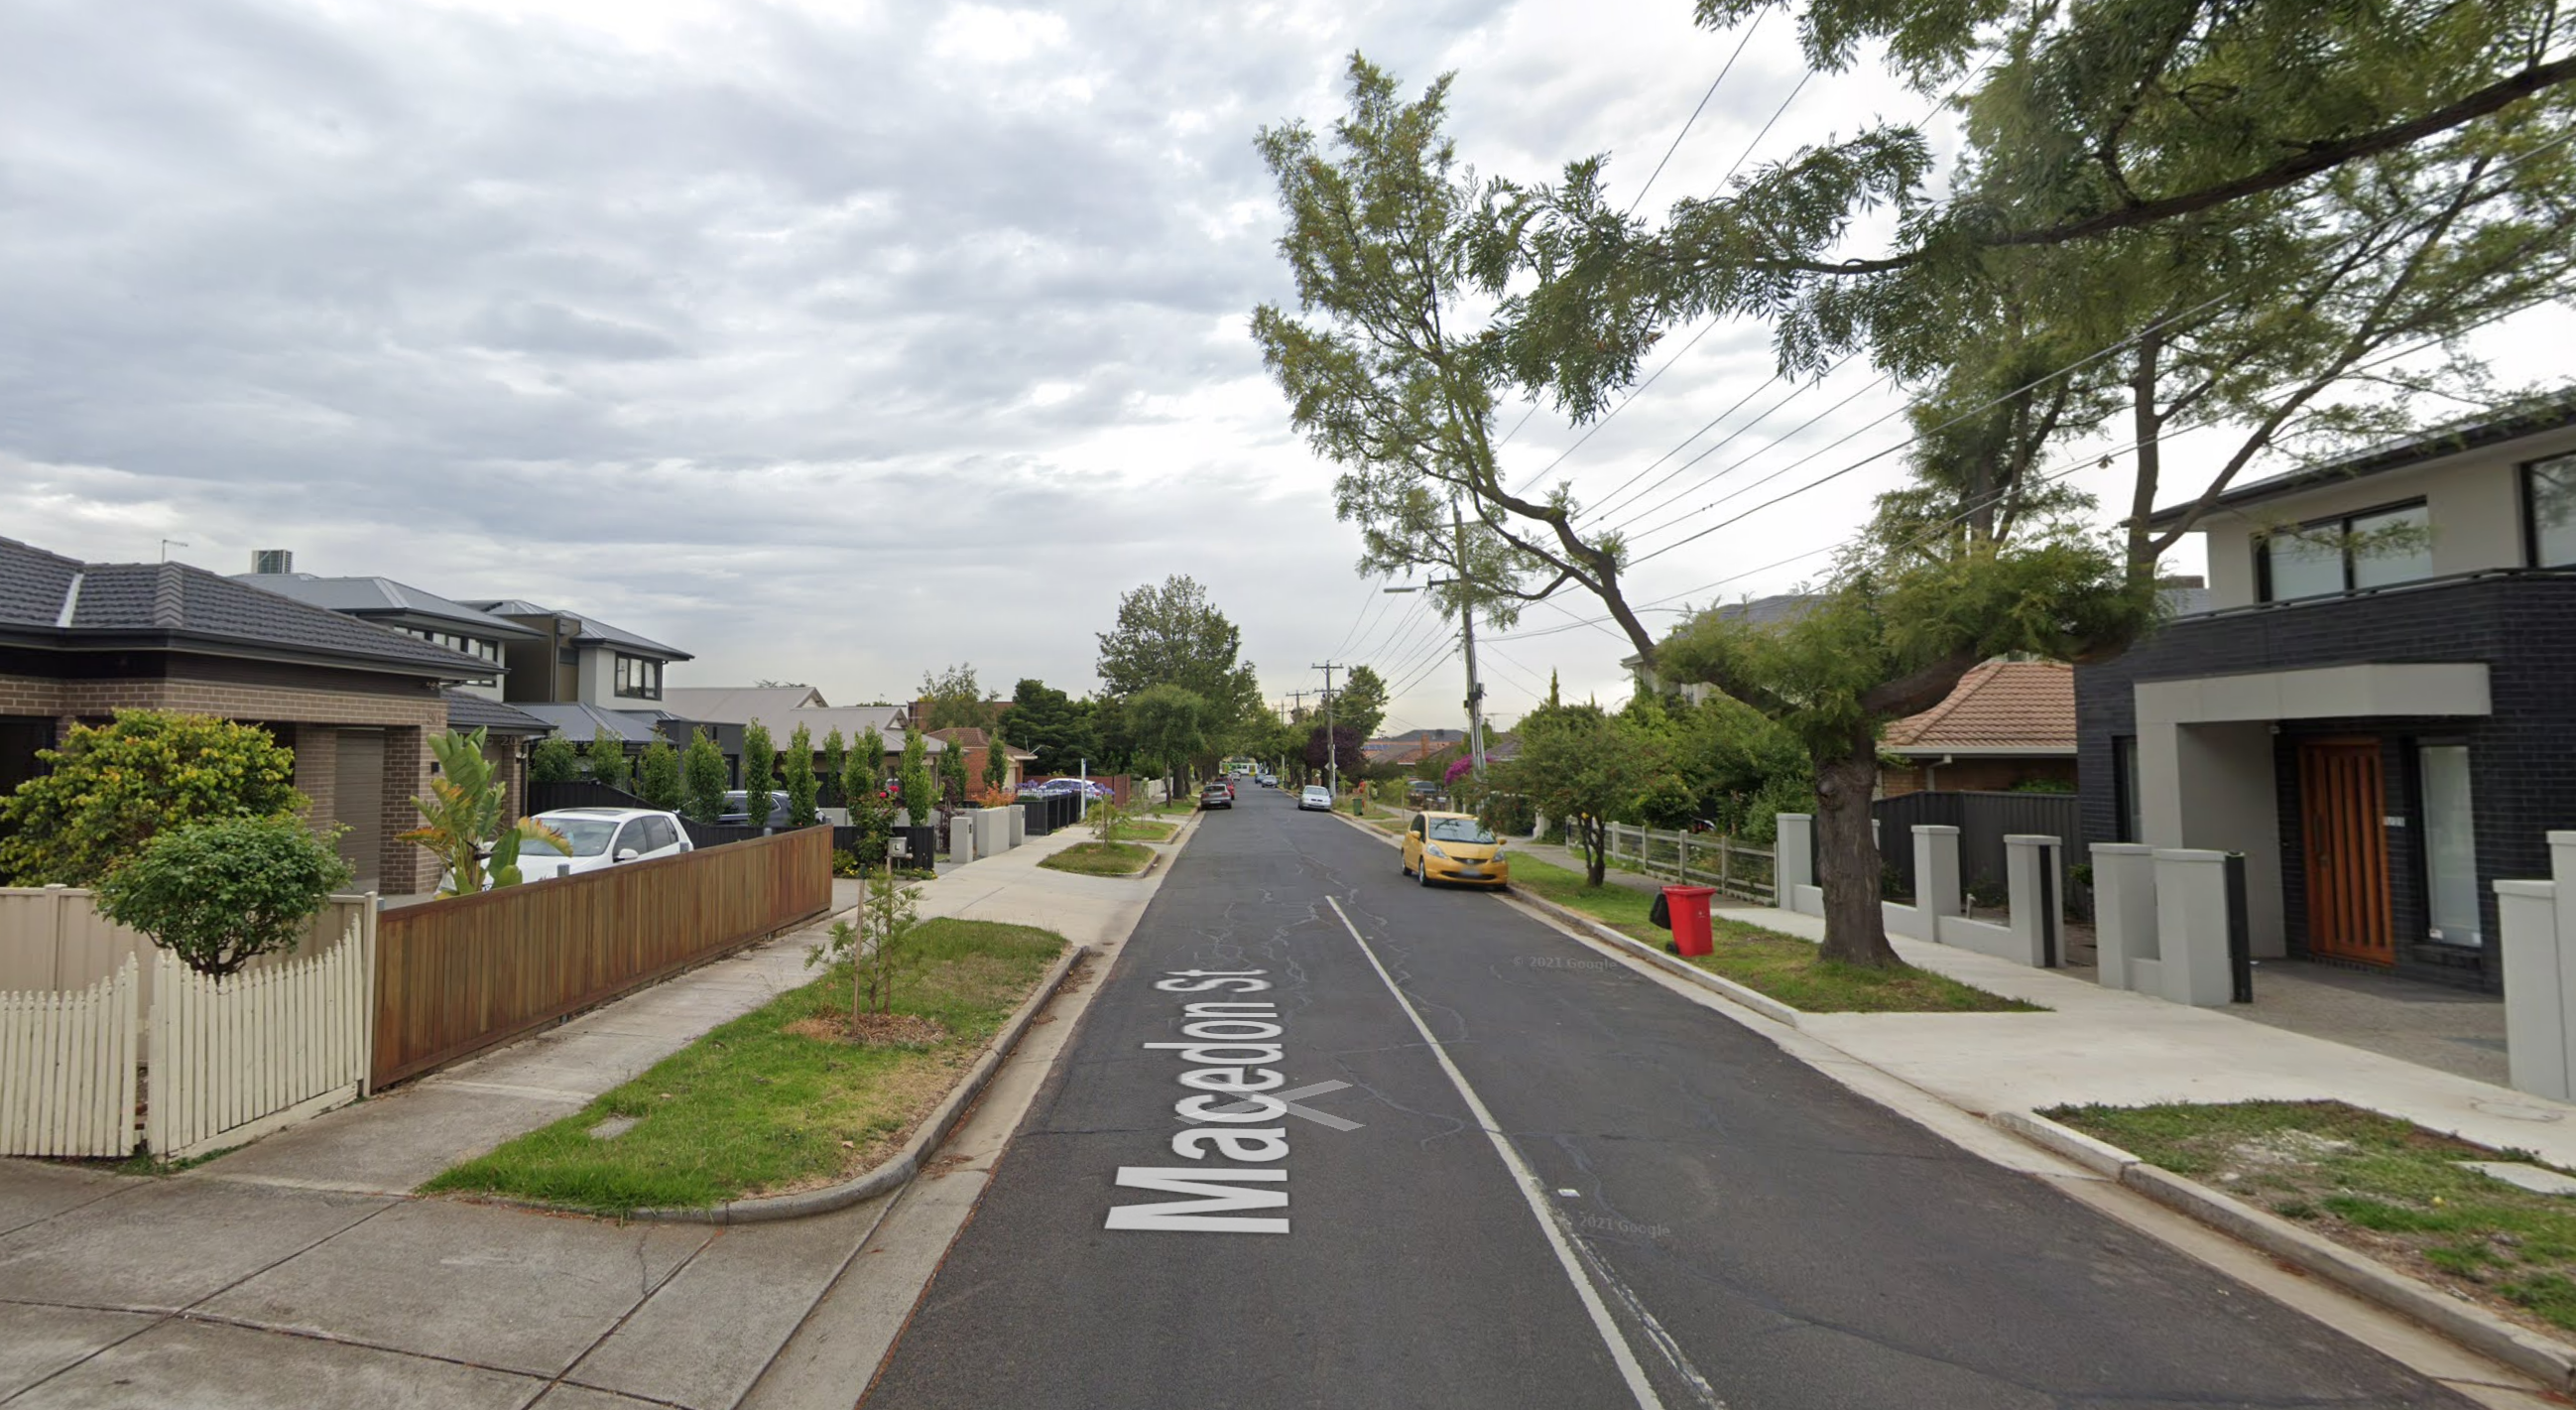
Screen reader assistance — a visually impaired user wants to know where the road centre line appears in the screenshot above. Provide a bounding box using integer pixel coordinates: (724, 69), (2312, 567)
(1323, 895), (1670, 1410)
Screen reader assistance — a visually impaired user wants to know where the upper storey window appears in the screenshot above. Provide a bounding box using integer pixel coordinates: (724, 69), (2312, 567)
(2257, 502), (2431, 601)
(2525, 452), (2576, 567)
(615, 654), (663, 700)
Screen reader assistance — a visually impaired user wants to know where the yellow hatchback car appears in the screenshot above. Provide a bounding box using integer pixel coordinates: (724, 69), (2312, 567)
(1401, 812), (1509, 888)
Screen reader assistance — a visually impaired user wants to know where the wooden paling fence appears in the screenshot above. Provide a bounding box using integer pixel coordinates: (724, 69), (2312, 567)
(0, 956), (139, 1158)
(372, 826), (833, 1088)
(148, 925), (373, 1160)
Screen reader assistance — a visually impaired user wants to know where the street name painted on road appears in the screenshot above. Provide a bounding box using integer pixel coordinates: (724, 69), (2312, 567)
(1104, 968), (1294, 1234)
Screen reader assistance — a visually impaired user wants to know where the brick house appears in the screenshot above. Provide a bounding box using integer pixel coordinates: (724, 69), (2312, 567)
(1879, 661), (2077, 798)
(2077, 392), (2576, 992)
(924, 726), (1032, 793)
(1, 537), (500, 893)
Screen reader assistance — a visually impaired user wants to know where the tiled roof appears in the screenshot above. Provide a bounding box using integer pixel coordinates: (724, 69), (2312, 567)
(0, 537), (493, 678)
(1881, 660), (2075, 754)
(440, 690), (553, 735)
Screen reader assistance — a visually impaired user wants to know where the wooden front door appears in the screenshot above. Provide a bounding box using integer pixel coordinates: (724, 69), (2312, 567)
(2298, 738), (2395, 966)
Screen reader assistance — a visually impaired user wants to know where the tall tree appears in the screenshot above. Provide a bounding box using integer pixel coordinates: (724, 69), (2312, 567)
(680, 728), (728, 825)
(1334, 665), (1390, 743)
(1126, 684), (1218, 796)
(742, 722), (777, 802)
(582, 731), (629, 791)
(1001, 678), (1098, 776)
(1095, 577), (1262, 727)
(918, 664), (997, 731)
(821, 728), (847, 804)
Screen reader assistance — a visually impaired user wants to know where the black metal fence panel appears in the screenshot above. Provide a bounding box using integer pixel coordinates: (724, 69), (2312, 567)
(527, 780), (655, 815)
(1872, 791), (2088, 918)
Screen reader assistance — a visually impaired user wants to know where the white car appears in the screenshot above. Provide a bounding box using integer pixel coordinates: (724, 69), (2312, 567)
(1298, 785), (1333, 812)
(520, 807), (694, 880)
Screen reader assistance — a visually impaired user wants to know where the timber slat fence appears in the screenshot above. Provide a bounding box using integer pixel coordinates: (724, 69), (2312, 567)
(0, 956), (138, 1158)
(372, 826), (833, 1088)
(1602, 823), (1776, 904)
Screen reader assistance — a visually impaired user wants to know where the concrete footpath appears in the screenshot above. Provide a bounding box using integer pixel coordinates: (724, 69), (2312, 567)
(0, 819), (1181, 1410)
(1731, 905), (2576, 1167)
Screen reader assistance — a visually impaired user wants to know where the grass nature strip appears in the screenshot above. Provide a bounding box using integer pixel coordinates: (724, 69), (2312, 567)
(2052, 1100), (2576, 1336)
(1105, 819), (1175, 843)
(1505, 856), (2037, 1015)
(1039, 840), (1156, 877)
(422, 919), (1065, 1216)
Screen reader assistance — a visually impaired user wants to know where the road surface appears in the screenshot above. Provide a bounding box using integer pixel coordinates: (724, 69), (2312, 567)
(865, 786), (2466, 1408)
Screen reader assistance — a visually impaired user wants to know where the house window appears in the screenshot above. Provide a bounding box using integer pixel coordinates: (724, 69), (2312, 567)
(2419, 742), (2481, 947)
(2256, 500), (2432, 600)
(407, 628), (500, 663)
(2525, 452), (2576, 567)
(615, 654), (663, 701)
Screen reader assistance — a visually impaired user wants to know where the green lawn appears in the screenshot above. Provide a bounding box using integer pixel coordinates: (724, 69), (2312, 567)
(2051, 1099), (2576, 1335)
(1040, 840), (1156, 876)
(421, 919), (1065, 1216)
(1105, 820), (1175, 843)
(1506, 856), (2037, 1014)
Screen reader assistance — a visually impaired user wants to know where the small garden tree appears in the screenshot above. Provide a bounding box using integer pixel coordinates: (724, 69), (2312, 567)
(94, 816), (353, 977)
(635, 733), (683, 811)
(982, 732), (1011, 798)
(857, 725), (888, 802)
(808, 857), (925, 1021)
(899, 726), (933, 823)
(583, 732), (629, 791)
(783, 723), (820, 829)
(399, 728), (568, 896)
(529, 736), (580, 785)
(742, 722), (777, 805)
(821, 728), (847, 805)
(1499, 700), (1665, 887)
(681, 728), (728, 824)
(0, 710), (303, 887)
(938, 737), (969, 806)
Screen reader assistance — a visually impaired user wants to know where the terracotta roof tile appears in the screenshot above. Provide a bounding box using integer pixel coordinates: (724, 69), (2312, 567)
(1881, 660), (2074, 752)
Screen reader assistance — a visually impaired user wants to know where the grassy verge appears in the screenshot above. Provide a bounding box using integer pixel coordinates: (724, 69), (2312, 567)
(2050, 1099), (2576, 1337)
(1506, 856), (2037, 1014)
(1106, 819), (1175, 843)
(422, 919), (1065, 1215)
(1040, 840), (1156, 876)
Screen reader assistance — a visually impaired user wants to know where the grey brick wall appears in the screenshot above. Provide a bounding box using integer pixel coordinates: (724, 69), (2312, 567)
(2076, 574), (2576, 991)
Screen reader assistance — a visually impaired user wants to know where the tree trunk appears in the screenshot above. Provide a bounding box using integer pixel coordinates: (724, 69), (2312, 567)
(1579, 815), (1608, 886)
(1813, 729), (1900, 968)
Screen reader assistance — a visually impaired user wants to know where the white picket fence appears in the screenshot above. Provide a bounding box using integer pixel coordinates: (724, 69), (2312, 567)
(0, 893), (375, 1161)
(147, 924), (373, 1160)
(0, 956), (140, 1157)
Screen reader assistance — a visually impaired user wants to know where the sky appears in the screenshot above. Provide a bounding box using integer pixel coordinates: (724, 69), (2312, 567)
(6, 0), (2571, 741)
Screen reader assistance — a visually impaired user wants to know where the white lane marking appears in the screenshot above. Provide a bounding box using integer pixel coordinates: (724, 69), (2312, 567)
(1182, 1080), (1365, 1131)
(1325, 895), (1670, 1410)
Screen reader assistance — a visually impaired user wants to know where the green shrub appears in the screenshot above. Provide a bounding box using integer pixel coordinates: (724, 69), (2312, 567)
(530, 736), (580, 784)
(93, 816), (353, 976)
(583, 733), (630, 790)
(784, 724), (820, 829)
(681, 728), (728, 824)
(743, 722), (777, 800)
(635, 735), (683, 811)
(0, 710), (303, 887)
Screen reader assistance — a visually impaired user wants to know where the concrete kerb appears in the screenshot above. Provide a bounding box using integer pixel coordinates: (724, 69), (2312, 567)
(1990, 1109), (2576, 1393)
(624, 940), (1090, 1226)
(1325, 809), (1809, 1030)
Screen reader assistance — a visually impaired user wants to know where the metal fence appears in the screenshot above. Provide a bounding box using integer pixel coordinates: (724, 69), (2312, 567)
(371, 826), (832, 1088)
(1873, 791), (2087, 917)
(1601, 823), (1776, 904)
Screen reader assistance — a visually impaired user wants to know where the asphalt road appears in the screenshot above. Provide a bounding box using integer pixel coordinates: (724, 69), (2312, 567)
(864, 786), (2471, 1409)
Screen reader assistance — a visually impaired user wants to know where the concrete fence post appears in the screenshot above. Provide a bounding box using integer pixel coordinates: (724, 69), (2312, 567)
(1776, 814), (1816, 916)
(1912, 826), (1962, 926)
(2005, 835), (2063, 968)
(2089, 843), (2158, 992)
(2501, 865), (2566, 1100)
(2150, 849), (2235, 1006)
(948, 815), (976, 866)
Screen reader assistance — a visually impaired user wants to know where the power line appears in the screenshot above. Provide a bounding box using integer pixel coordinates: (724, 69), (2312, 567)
(1623, 10), (1768, 217)
(1589, 362), (1888, 534)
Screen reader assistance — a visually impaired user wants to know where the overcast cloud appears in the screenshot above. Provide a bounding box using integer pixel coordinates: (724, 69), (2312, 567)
(7, 0), (2571, 735)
